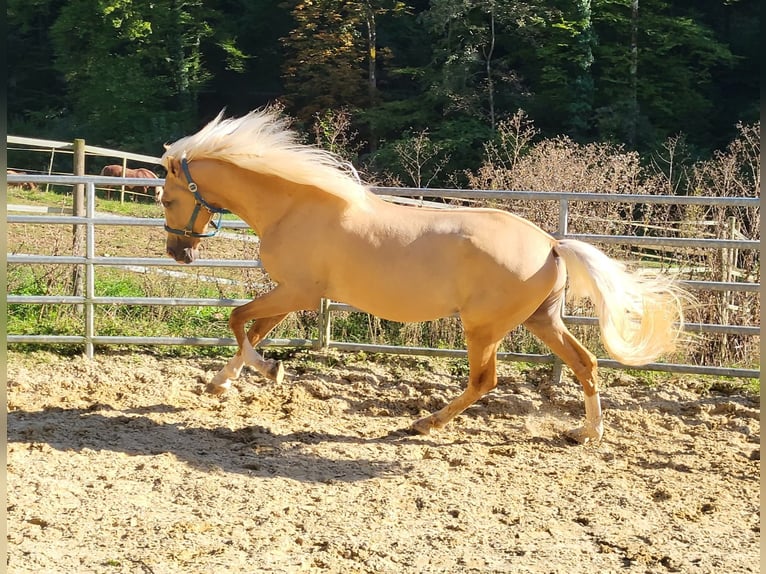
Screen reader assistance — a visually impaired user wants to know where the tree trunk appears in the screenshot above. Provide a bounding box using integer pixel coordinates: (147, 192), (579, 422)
(484, 6), (496, 130)
(365, 2), (378, 152)
(628, 0), (639, 147)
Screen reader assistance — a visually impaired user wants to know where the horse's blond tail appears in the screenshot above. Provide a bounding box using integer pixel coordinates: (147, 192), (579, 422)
(555, 239), (687, 366)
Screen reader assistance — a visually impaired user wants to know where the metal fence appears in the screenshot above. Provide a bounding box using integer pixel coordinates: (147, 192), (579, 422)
(6, 173), (760, 380)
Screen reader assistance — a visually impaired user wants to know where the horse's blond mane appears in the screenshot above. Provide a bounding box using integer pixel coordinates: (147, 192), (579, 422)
(161, 108), (367, 202)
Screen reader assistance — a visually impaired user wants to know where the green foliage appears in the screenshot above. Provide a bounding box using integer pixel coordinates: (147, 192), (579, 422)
(534, 0), (596, 137)
(281, 0), (371, 119)
(7, 0), (759, 164)
(590, 0), (737, 151)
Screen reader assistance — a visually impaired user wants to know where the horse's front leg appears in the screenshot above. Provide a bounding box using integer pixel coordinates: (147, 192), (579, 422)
(411, 333), (501, 434)
(207, 286), (314, 395)
(207, 313), (287, 395)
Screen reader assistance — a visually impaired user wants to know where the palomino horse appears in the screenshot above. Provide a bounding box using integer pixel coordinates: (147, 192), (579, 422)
(158, 108), (686, 444)
(99, 165), (163, 198)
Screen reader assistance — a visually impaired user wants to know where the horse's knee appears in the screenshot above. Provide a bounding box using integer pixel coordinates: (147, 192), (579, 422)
(229, 306), (246, 328)
(228, 311), (249, 346)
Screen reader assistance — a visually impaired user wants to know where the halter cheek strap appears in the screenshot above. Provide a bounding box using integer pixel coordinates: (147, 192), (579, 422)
(164, 156), (228, 238)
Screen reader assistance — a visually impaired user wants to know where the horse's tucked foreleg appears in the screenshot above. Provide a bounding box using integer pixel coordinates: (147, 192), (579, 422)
(208, 354), (244, 395)
(207, 335), (285, 395)
(411, 337), (500, 434)
(207, 309), (290, 395)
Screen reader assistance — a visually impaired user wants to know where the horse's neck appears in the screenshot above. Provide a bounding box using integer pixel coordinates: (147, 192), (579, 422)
(226, 170), (345, 236)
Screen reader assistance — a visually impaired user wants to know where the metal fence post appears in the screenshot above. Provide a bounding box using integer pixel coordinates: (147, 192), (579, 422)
(552, 198), (570, 385)
(120, 158), (128, 203)
(84, 182), (96, 359)
(317, 298), (332, 350)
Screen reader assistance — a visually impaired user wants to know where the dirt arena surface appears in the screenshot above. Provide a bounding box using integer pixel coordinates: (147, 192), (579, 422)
(6, 349), (760, 573)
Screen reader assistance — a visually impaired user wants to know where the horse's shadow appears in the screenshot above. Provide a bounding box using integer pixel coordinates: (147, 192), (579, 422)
(8, 403), (438, 483)
(8, 393), (574, 483)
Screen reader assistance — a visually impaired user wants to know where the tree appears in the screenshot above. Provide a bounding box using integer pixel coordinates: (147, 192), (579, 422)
(6, 0), (760, 165)
(281, 0), (368, 119)
(47, 0), (245, 150)
(192, 0), (292, 117)
(534, 0), (596, 139)
(281, 0), (407, 122)
(7, 0), (69, 133)
(591, 0), (735, 151)
(421, 0), (551, 126)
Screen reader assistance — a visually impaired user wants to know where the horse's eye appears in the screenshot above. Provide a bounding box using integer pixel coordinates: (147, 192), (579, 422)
(161, 200), (172, 208)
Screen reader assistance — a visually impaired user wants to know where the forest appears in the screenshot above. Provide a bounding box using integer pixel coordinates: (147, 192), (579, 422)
(6, 0), (760, 186)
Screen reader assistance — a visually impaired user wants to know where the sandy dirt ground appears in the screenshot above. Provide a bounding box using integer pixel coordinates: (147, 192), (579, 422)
(6, 349), (760, 573)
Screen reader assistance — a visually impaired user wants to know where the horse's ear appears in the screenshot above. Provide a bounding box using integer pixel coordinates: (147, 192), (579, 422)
(166, 156), (181, 177)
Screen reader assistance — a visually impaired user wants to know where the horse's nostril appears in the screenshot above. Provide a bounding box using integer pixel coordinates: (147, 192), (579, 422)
(182, 248), (196, 264)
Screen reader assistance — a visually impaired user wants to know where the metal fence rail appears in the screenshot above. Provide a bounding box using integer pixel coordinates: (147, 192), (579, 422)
(6, 173), (760, 379)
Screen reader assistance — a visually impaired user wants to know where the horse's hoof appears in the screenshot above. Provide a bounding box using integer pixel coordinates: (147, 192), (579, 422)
(410, 418), (435, 436)
(268, 360), (284, 384)
(206, 380), (231, 396)
(564, 423), (603, 445)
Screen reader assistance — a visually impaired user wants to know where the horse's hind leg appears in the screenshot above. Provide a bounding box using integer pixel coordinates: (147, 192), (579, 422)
(523, 298), (602, 444)
(411, 330), (501, 435)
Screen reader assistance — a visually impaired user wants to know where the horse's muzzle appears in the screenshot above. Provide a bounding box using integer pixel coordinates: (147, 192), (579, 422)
(166, 233), (202, 264)
(166, 243), (198, 264)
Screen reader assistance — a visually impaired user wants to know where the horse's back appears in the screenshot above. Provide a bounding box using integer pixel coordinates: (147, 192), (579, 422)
(100, 165), (123, 177)
(394, 205), (558, 281)
(133, 168), (158, 179)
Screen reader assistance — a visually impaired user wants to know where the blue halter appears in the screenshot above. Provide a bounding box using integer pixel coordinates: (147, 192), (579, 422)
(164, 156), (228, 238)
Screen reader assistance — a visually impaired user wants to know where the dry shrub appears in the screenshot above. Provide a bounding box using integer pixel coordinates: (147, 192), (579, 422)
(465, 114), (760, 368)
(467, 111), (649, 248)
(676, 122), (761, 366)
(311, 108), (362, 161)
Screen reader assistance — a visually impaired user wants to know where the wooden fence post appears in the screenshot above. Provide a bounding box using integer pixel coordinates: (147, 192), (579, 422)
(46, 148), (56, 193)
(120, 157), (128, 203)
(71, 139), (86, 310)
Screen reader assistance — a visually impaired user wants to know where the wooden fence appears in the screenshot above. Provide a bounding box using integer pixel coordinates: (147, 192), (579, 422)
(7, 134), (162, 203)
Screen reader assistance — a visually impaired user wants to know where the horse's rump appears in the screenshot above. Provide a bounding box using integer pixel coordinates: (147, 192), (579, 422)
(99, 165), (160, 197)
(130, 168), (159, 182)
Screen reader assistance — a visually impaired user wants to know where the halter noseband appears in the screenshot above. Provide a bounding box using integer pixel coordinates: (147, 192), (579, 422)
(164, 156), (228, 238)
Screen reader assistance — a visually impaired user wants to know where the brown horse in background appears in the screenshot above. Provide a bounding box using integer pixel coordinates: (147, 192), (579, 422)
(99, 165), (163, 199)
(7, 170), (36, 191)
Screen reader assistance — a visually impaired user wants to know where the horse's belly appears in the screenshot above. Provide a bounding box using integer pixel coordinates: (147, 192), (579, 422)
(329, 279), (458, 323)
